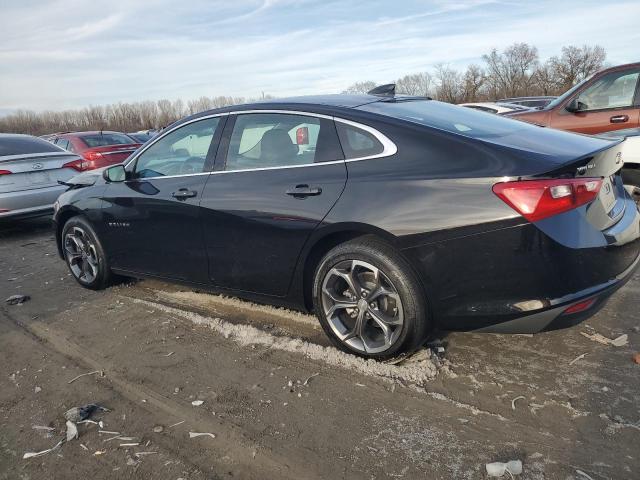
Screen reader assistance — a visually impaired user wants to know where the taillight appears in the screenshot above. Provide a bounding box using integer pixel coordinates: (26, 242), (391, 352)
(62, 159), (88, 171)
(84, 151), (104, 161)
(0, 169), (12, 175)
(492, 178), (602, 222)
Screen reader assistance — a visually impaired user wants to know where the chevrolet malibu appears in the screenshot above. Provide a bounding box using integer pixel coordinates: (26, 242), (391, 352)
(52, 91), (640, 359)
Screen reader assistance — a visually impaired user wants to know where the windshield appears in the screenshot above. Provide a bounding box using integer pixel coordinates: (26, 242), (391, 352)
(544, 73), (596, 110)
(359, 100), (533, 140)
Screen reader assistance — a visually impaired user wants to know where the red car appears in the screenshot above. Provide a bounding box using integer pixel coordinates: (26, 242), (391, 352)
(48, 131), (142, 171)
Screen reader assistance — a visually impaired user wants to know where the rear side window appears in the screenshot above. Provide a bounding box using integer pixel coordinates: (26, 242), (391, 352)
(80, 133), (135, 148)
(335, 123), (384, 159)
(225, 113), (343, 171)
(55, 138), (70, 150)
(0, 135), (64, 157)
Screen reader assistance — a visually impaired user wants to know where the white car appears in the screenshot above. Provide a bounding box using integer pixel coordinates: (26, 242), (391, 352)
(458, 102), (532, 115)
(596, 128), (640, 188)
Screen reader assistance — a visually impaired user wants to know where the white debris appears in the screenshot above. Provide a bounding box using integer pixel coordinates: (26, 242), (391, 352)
(191, 400), (204, 406)
(65, 420), (78, 442)
(511, 396), (526, 410)
(486, 460), (522, 477)
(610, 334), (628, 347)
(189, 432), (216, 439)
(569, 353), (588, 365)
(23, 440), (64, 459)
(581, 332), (628, 347)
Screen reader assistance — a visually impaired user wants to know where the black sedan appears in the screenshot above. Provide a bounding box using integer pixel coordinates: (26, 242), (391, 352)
(52, 90), (640, 359)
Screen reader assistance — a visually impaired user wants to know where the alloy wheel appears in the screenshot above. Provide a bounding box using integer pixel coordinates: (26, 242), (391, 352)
(321, 259), (404, 354)
(64, 226), (99, 284)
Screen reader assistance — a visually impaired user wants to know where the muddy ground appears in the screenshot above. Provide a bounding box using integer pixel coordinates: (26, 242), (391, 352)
(0, 217), (639, 479)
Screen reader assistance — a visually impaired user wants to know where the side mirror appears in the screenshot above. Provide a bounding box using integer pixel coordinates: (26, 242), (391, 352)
(565, 98), (587, 113)
(103, 164), (127, 183)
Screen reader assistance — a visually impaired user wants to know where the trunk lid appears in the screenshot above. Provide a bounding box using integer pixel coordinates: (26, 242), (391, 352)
(0, 152), (81, 194)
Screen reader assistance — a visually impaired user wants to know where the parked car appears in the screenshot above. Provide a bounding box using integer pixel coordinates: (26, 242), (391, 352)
(127, 130), (157, 143)
(458, 102), (532, 115)
(510, 62), (640, 134)
(52, 91), (640, 359)
(596, 128), (640, 187)
(48, 131), (142, 171)
(0, 134), (85, 220)
(497, 96), (557, 108)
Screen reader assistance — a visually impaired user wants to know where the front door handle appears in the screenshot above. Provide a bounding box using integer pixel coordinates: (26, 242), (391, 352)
(610, 115), (629, 124)
(172, 188), (197, 200)
(285, 184), (322, 198)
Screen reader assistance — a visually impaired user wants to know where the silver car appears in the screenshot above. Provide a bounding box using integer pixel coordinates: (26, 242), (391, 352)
(0, 134), (83, 220)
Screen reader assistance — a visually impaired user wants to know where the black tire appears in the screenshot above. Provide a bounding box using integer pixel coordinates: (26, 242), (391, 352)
(61, 216), (113, 290)
(312, 235), (431, 359)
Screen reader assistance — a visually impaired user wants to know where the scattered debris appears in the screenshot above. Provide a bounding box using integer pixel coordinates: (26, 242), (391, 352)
(569, 353), (588, 365)
(581, 332), (628, 347)
(486, 460), (523, 477)
(511, 396), (526, 410)
(5, 294), (30, 305)
(80, 443), (89, 451)
(135, 451), (158, 457)
(189, 432), (216, 439)
(66, 420), (78, 442)
(168, 420), (185, 428)
(67, 370), (104, 384)
(94, 450), (106, 456)
(191, 400), (204, 406)
(355, 383), (366, 387)
(103, 435), (124, 443)
(32, 425), (55, 431)
(633, 353), (640, 364)
(164, 352), (175, 357)
(64, 404), (108, 422)
(34, 386), (42, 393)
(153, 425), (164, 433)
(99, 430), (120, 435)
(575, 470), (595, 480)
(119, 443), (140, 447)
(303, 373), (320, 386)
(23, 439), (64, 459)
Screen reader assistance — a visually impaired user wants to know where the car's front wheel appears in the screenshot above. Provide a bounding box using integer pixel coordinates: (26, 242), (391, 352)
(62, 216), (112, 290)
(312, 236), (430, 359)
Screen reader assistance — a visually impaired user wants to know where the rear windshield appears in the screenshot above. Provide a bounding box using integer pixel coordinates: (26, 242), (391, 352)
(80, 133), (135, 148)
(0, 135), (64, 157)
(359, 100), (532, 139)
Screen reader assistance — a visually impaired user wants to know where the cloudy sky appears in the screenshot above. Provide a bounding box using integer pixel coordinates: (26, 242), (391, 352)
(1, 0), (639, 112)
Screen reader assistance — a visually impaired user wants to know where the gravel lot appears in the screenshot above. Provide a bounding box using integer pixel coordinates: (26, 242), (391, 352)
(1, 217), (639, 479)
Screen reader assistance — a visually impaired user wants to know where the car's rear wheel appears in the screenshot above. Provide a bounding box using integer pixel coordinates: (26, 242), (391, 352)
(312, 236), (430, 359)
(62, 216), (112, 290)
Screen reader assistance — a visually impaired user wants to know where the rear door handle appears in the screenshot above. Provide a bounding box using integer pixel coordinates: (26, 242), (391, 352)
(610, 115), (629, 123)
(172, 188), (197, 200)
(285, 184), (322, 198)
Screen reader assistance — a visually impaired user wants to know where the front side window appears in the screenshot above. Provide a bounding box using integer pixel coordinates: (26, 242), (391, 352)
(225, 113), (342, 171)
(576, 70), (640, 111)
(134, 117), (220, 178)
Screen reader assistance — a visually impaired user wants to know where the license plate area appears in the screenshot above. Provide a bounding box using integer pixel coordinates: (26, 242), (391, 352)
(600, 176), (617, 213)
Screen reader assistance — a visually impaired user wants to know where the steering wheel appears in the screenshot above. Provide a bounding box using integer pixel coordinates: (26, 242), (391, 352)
(180, 156), (205, 175)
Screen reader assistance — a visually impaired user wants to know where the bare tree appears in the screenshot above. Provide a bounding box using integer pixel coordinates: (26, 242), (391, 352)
(395, 73), (432, 96)
(460, 64), (486, 102)
(433, 64), (463, 103)
(483, 43), (539, 98)
(548, 45), (606, 91)
(342, 81), (377, 94)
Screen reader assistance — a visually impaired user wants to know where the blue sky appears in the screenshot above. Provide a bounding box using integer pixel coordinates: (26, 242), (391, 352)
(1, 0), (639, 112)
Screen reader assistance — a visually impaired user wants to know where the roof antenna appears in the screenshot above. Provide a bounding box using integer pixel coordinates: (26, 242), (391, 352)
(368, 83), (396, 96)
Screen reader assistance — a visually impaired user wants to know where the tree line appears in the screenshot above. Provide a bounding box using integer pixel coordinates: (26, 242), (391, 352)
(0, 43), (606, 136)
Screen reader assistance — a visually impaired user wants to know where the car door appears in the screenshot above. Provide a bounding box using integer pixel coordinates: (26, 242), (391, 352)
(549, 68), (640, 134)
(200, 111), (347, 296)
(101, 114), (226, 282)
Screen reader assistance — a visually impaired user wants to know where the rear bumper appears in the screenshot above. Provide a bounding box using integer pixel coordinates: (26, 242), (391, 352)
(0, 184), (66, 219)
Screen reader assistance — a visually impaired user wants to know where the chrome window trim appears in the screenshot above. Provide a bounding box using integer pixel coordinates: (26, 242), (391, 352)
(123, 109), (396, 180)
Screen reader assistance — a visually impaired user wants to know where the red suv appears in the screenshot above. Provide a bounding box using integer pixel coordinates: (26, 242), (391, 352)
(510, 62), (640, 134)
(49, 131), (142, 172)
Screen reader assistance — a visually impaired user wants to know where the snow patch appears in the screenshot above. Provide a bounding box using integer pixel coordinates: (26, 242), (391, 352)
(132, 298), (439, 385)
